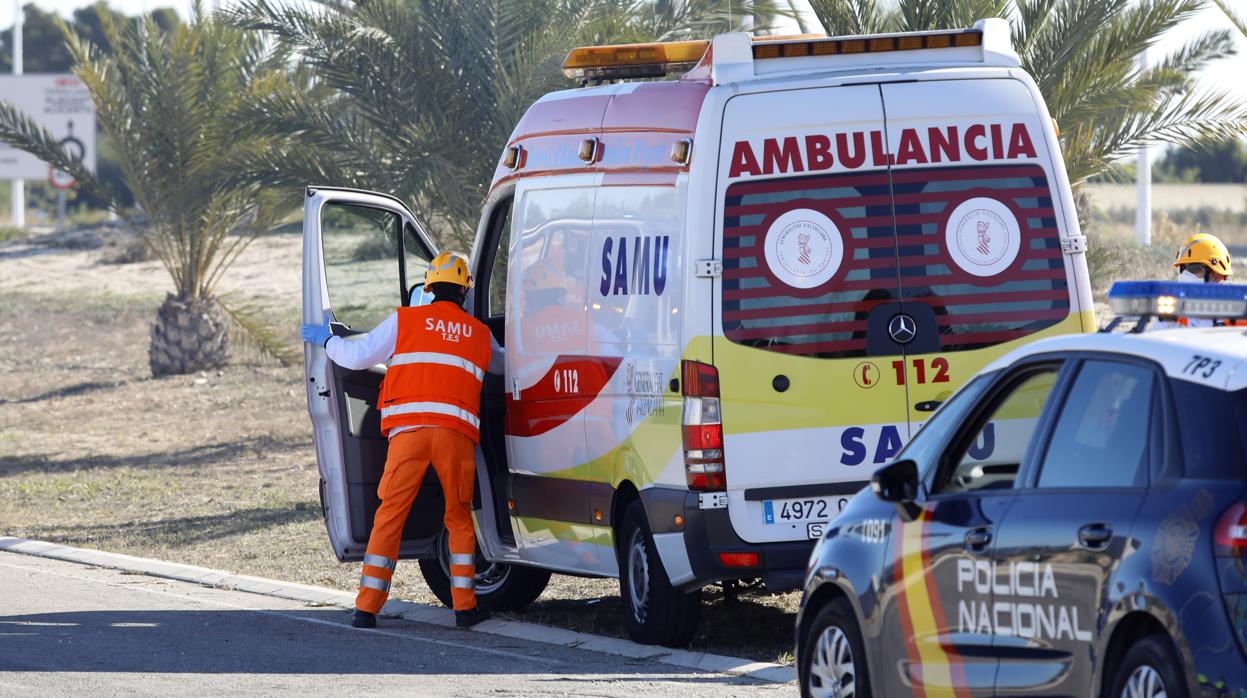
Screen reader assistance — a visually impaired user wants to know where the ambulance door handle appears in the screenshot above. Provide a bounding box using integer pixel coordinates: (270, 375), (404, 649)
(1077, 523), (1112, 549)
(964, 528), (992, 551)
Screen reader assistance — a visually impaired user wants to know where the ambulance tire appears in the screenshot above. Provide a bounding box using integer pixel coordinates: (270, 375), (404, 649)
(799, 597), (871, 698)
(618, 500), (701, 647)
(1106, 634), (1187, 698)
(419, 529), (551, 612)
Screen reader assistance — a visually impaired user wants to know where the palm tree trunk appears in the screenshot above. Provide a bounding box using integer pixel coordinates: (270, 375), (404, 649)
(149, 293), (229, 377)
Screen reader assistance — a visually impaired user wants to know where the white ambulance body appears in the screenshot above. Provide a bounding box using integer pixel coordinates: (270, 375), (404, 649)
(302, 19), (1094, 646)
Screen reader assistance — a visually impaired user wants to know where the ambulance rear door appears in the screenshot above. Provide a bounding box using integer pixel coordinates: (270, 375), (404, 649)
(713, 85), (910, 545)
(302, 187), (442, 562)
(879, 78), (1081, 432)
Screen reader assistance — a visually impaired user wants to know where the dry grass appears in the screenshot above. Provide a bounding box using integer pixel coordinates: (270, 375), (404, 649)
(1084, 214), (1190, 299)
(0, 287), (798, 664)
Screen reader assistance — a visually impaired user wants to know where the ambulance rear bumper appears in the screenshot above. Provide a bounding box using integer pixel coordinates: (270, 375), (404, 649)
(641, 488), (815, 592)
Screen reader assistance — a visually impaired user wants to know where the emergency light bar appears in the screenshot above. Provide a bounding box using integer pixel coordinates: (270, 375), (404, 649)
(1108, 281), (1247, 320)
(562, 40), (709, 79)
(751, 28), (981, 60)
(563, 19), (1013, 83)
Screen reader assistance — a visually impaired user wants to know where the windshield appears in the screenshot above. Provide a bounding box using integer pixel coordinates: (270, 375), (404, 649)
(894, 372), (994, 478)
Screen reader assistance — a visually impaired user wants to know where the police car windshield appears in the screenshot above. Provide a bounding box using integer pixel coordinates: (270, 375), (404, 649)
(894, 372), (994, 477)
(1172, 383), (1247, 479)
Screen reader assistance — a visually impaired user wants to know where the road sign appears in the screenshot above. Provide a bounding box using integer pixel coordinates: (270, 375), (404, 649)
(0, 75), (96, 180)
(48, 167), (75, 190)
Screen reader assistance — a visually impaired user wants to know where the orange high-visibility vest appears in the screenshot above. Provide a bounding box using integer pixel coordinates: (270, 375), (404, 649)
(378, 302), (491, 442)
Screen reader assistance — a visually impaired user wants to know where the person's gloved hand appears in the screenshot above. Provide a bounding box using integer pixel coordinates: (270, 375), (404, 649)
(301, 320), (333, 347)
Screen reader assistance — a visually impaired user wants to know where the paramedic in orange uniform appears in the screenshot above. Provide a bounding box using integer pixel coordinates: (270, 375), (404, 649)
(300, 252), (493, 629)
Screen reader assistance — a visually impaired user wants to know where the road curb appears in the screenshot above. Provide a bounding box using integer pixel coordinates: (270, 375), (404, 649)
(0, 536), (795, 684)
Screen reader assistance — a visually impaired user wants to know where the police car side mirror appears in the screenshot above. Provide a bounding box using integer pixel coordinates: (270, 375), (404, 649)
(872, 459), (918, 502)
(872, 459), (922, 520)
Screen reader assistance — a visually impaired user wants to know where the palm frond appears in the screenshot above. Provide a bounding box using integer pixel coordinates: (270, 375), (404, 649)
(1215, 0), (1247, 38)
(216, 291), (300, 366)
(0, 101), (121, 207)
(807, 0), (1247, 183)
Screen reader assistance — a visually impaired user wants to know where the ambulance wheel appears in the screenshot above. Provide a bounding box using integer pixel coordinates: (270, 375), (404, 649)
(419, 528), (551, 612)
(1106, 634), (1187, 698)
(618, 500), (701, 647)
(799, 597), (871, 698)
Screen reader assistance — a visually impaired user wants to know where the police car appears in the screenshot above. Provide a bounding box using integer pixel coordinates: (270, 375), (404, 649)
(795, 280), (1247, 697)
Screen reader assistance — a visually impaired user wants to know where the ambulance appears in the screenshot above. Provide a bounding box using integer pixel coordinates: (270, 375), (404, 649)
(301, 18), (1094, 647)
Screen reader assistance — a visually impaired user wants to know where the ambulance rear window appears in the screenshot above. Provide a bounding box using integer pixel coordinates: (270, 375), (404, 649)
(721, 163), (1069, 357)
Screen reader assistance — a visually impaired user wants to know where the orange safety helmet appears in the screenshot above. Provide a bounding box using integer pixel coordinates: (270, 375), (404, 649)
(1173, 233), (1233, 278)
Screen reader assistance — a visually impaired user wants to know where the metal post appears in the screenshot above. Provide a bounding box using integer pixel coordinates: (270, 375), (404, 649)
(56, 190), (65, 230)
(11, 0), (23, 228)
(1135, 48), (1151, 247)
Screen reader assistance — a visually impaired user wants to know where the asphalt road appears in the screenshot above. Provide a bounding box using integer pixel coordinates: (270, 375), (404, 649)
(0, 552), (784, 697)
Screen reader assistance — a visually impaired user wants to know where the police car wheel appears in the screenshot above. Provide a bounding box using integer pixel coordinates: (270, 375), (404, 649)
(1108, 635), (1186, 698)
(418, 528), (551, 612)
(618, 500), (701, 647)
(800, 598), (870, 698)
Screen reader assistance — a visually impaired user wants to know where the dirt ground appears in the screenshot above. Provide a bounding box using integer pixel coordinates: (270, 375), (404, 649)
(0, 227), (800, 664)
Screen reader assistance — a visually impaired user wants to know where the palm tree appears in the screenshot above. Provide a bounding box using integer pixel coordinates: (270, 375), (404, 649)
(1214, 0), (1247, 39)
(227, 0), (791, 250)
(0, 5), (292, 376)
(805, 0), (1247, 184)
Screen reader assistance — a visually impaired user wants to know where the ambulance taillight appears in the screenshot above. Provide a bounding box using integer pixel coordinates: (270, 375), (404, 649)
(681, 360), (725, 491)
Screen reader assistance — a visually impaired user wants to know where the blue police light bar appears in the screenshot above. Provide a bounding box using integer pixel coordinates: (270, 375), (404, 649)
(1108, 280), (1247, 319)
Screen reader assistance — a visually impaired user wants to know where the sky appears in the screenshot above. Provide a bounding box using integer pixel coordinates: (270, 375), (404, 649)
(2, 0), (1245, 102)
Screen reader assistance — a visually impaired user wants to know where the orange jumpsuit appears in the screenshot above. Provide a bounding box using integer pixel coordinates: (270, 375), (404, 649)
(354, 301), (491, 615)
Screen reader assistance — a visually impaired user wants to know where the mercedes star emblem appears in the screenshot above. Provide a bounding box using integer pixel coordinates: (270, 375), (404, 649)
(888, 314), (917, 344)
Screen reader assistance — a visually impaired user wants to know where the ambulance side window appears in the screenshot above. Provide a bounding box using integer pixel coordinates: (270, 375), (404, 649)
(935, 367), (1060, 494)
(320, 202), (403, 330)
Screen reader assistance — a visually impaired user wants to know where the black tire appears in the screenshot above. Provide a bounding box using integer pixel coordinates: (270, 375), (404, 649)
(418, 527), (551, 612)
(617, 499), (701, 647)
(799, 597), (871, 698)
(1106, 634), (1187, 698)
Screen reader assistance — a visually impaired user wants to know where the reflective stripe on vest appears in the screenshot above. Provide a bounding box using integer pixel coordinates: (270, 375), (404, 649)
(391, 351), (485, 381)
(381, 401), (480, 430)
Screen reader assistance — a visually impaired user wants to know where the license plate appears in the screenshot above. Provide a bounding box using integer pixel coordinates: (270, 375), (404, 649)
(763, 497), (834, 525)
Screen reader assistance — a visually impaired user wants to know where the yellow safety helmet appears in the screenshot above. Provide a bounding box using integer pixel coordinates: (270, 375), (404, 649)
(425, 252), (473, 288)
(1173, 233), (1233, 277)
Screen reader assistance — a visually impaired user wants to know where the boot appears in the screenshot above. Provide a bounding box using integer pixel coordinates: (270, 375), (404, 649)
(455, 606), (491, 629)
(352, 609), (377, 628)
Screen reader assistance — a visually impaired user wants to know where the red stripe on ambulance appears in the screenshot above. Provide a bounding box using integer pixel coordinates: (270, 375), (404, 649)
(506, 356), (623, 438)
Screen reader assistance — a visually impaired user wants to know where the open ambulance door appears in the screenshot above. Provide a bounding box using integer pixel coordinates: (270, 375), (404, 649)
(302, 186), (443, 562)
